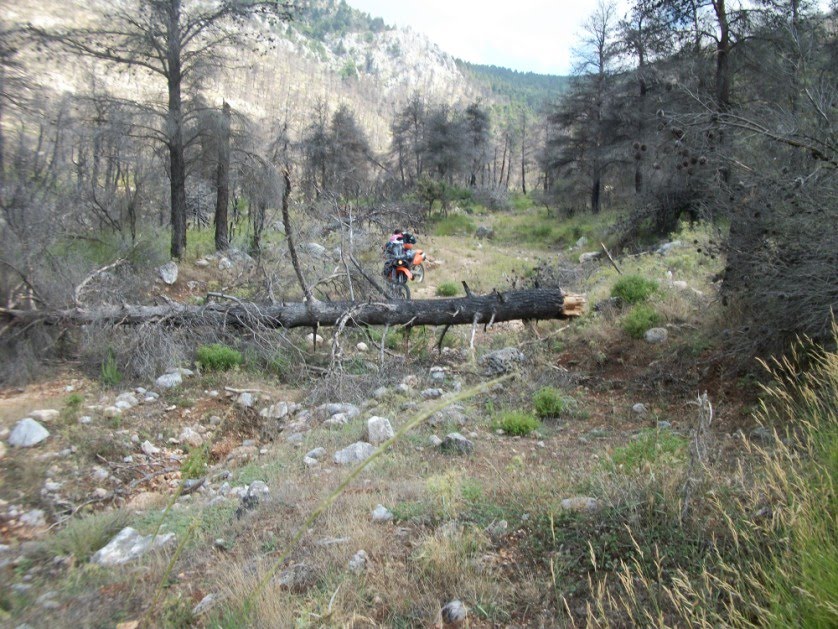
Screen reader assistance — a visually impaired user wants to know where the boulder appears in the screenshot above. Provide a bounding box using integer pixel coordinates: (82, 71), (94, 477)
(441, 600), (468, 626)
(480, 347), (526, 375)
(29, 409), (59, 423)
(8, 418), (50, 447)
(20, 509), (47, 528)
(155, 372), (182, 389)
(644, 327), (669, 344)
(372, 386), (389, 400)
(440, 432), (474, 455)
(366, 417), (395, 445)
(217, 257), (233, 271)
(334, 441), (375, 465)
(305, 333), (325, 346)
(260, 402), (289, 420)
(305, 447), (326, 460)
(179, 427), (204, 448)
(429, 405), (467, 427)
(356, 342), (369, 352)
(236, 392), (255, 408)
(325, 403), (360, 419)
(141, 440), (161, 456)
(92, 527), (175, 566)
(428, 435), (443, 447)
(159, 261), (178, 285)
(192, 593), (218, 616)
(631, 403), (649, 417)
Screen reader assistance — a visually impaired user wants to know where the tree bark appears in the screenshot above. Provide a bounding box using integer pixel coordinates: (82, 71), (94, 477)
(167, 0), (187, 259)
(214, 101), (231, 251)
(1, 289), (585, 330)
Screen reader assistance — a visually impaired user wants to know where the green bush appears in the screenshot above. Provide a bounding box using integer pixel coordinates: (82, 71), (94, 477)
(611, 275), (659, 304)
(436, 282), (459, 297)
(100, 350), (123, 387)
(181, 444), (209, 479)
(492, 411), (540, 436)
(622, 305), (664, 339)
(196, 343), (243, 371)
(533, 387), (567, 418)
(606, 429), (686, 473)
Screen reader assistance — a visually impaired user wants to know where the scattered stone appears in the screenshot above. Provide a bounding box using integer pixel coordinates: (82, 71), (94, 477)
(159, 261), (178, 285)
(247, 481), (270, 500)
(179, 427), (204, 448)
(324, 413), (349, 427)
(366, 417), (395, 445)
(306, 447), (326, 460)
(192, 593), (218, 616)
(305, 333), (324, 346)
(441, 600), (468, 626)
(20, 509), (47, 528)
(575, 236), (589, 248)
(316, 536), (351, 547)
(480, 347), (526, 375)
(305, 242), (327, 257)
(213, 538), (228, 550)
(103, 406), (122, 418)
(440, 432), (474, 455)
(334, 441), (375, 465)
(429, 405), (467, 427)
(92, 527), (175, 565)
(141, 440), (161, 456)
(644, 327), (668, 344)
(396, 383), (411, 394)
(209, 415), (222, 427)
(194, 258), (210, 268)
(560, 496), (600, 513)
(303, 456), (319, 467)
(78, 415), (93, 424)
(429, 366), (446, 382)
(114, 400), (132, 412)
(631, 403), (649, 417)
(29, 409), (59, 423)
(348, 549), (368, 574)
(217, 257), (233, 271)
(155, 372), (182, 389)
(429, 435), (443, 447)
(356, 342), (369, 352)
(36, 591), (60, 610)
(579, 251), (602, 263)
(260, 402), (289, 420)
(276, 563), (316, 592)
(325, 403), (360, 419)
(236, 392), (255, 408)
(91, 466), (110, 482)
(8, 418), (50, 447)
(421, 388), (443, 400)
(657, 420), (672, 430)
(372, 504), (394, 522)
(372, 386), (389, 400)
(116, 392), (139, 408)
(286, 433), (305, 445)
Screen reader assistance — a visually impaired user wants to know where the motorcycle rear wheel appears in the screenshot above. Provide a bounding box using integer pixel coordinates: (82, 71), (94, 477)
(412, 263), (425, 283)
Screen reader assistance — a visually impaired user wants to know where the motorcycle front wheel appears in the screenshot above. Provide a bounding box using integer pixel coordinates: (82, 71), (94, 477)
(387, 277), (410, 300)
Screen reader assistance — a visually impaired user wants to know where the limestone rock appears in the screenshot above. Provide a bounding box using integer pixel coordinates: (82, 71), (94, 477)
(306, 447), (326, 460)
(236, 392), (255, 408)
(440, 432), (474, 455)
(20, 509), (47, 528)
(179, 427), (204, 448)
(372, 504), (393, 522)
(421, 388), (443, 400)
(159, 261), (178, 285)
(560, 496), (600, 513)
(155, 372), (182, 389)
(9, 418), (50, 447)
(644, 327), (668, 344)
(92, 527), (175, 565)
(348, 549), (368, 574)
(429, 435), (443, 447)
(441, 600), (468, 626)
(276, 563), (316, 592)
(480, 347), (526, 375)
(260, 402), (289, 420)
(631, 403), (649, 417)
(356, 342), (369, 352)
(192, 593), (218, 616)
(366, 417), (395, 445)
(141, 440), (160, 456)
(29, 409), (59, 423)
(579, 251), (602, 263)
(334, 441), (375, 465)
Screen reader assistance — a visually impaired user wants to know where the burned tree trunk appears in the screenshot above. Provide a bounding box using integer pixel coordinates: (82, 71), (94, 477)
(1, 289), (585, 331)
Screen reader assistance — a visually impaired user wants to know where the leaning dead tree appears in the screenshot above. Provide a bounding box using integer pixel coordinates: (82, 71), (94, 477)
(0, 288), (585, 332)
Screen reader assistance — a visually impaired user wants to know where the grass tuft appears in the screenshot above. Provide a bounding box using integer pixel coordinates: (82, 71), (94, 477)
(622, 304), (664, 339)
(533, 387), (568, 419)
(436, 281), (459, 297)
(611, 274), (659, 304)
(492, 410), (540, 436)
(196, 343), (243, 371)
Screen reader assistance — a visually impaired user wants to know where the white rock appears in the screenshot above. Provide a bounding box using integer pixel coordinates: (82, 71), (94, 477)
(91, 466), (110, 482)
(116, 392), (139, 408)
(91, 527), (175, 566)
(286, 432), (305, 445)
(325, 403), (360, 419)
(560, 496), (600, 513)
(441, 600), (468, 625)
(103, 406), (122, 418)
(303, 456), (319, 467)
(324, 413), (349, 427)
(348, 549), (368, 574)
(305, 333), (325, 346)
(237, 392), (255, 408)
(356, 342), (369, 352)
(141, 440), (161, 456)
(644, 327), (669, 344)
(114, 400), (133, 412)
(367, 417), (395, 445)
(372, 386), (389, 399)
(372, 504), (393, 522)
(8, 418), (50, 447)
(334, 442), (375, 465)
(429, 366), (446, 382)
(260, 402), (289, 420)
(247, 481), (270, 499)
(440, 432), (473, 454)
(421, 388), (443, 400)
(306, 447), (326, 460)
(78, 415), (93, 424)
(428, 435), (443, 447)
(656, 240), (682, 255)
(192, 593), (218, 616)
(194, 259), (210, 268)
(579, 251), (602, 263)
(29, 410), (59, 423)
(218, 257), (233, 270)
(159, 261), (178, 285)
(396, 383), (411, 394)
(179, 427), (204, 448)
(156, 372), (182, 389)
(305, 242), (327, 257)
(20, 509), (47, 527)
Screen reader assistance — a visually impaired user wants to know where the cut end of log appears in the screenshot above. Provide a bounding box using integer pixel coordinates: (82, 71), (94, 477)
(561, 293), (586, 318)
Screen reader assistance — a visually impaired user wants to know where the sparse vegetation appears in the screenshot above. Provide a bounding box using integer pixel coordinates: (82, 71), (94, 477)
(492, 410), (540, 435)
(532, 387), (567, 418)
(435, 281), (459, 297)
(611, 274), (658, 304)
(622, 304), (664, 339)
(196, 343), (244, 371)
(100, 350), (123, 387)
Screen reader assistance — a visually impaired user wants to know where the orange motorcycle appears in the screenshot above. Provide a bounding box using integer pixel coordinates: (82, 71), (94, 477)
(382, 233), (426, 300)
(402, 233), (426, 283)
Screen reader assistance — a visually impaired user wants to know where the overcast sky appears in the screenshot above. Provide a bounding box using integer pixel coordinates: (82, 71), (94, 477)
(346, 0), (632, 75)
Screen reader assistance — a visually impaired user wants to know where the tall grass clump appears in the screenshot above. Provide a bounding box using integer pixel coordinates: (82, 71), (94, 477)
(492, 411), (540, 436)
(533, 387), (567, 419)
(196, 343), (243, 371)
(588, 330), (838, 627)
(436, 281), (459, 297)
(611, 274), (658, 304)
(622, 304), (664, 339)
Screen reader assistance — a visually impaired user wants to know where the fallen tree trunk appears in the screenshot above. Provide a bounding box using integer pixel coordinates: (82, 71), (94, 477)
(0, 289), (585, 331)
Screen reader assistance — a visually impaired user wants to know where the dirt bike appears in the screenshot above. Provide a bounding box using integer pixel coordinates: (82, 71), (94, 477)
(383, 256), (412, 300)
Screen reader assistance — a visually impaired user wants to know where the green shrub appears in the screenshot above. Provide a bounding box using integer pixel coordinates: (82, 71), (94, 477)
(181, 444), (209, 479)
(492, 411), (540, 436)
(100, 350), (123, 387)
(611, 275), (659, 304)
(606, 429), (686, 473)
(196, 343), (243, 371)
(436, 281), (459, 297)
(622, 305), (664, 339)
(533, 387), (567, 418)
